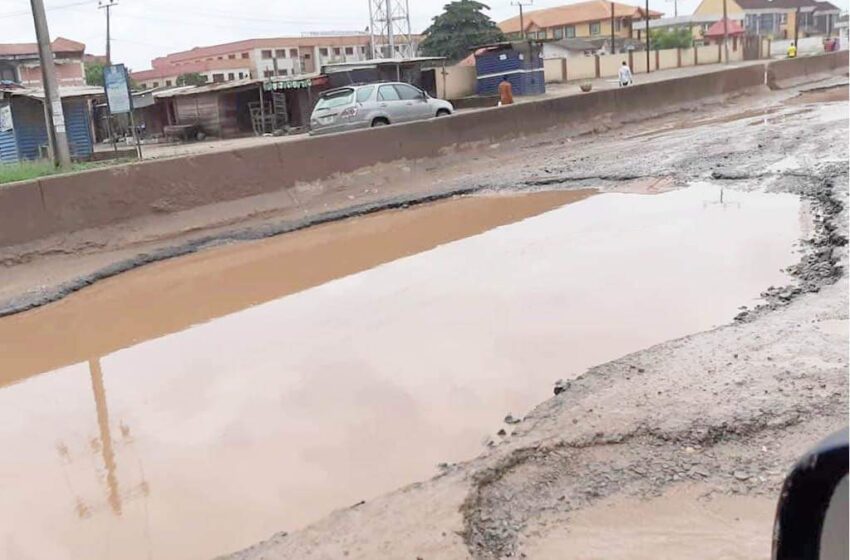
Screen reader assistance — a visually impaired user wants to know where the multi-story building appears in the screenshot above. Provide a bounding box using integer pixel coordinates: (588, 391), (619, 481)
(498, 0), (663, 42)
(131, 34), (419, 90)
(0, 37), (86, 87)
(693, 0), (841, 38)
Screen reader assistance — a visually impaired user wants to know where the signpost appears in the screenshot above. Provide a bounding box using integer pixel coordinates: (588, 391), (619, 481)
(103, 63), (142, 159)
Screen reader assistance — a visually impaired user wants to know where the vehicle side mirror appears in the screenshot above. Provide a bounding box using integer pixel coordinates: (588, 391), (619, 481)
(773, 428), (849, 560)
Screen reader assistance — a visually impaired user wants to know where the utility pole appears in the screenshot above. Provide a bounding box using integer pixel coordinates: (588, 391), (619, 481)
(645, 0), (651, 72)
(611, 2), (616, 54)
(794, 7), (800, 47)
(385, 0), (394, 57)
(666, 0), (678, 18)
(99, 0), (117, 64)
(722, 0), (730, 63)
(512, 1), (533, 39)
(30, 0), (71, 168)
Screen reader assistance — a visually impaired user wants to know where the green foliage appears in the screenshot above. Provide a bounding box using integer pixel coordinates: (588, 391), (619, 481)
(0, 160), (105, 185)
(85, 62), (105, 86)
(420, 0), (505, 62)
(650, 28), (694, 50)
(176, 72), (207, 87)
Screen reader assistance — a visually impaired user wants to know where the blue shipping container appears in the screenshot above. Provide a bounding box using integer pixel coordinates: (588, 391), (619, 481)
(475, 42), (545, 97)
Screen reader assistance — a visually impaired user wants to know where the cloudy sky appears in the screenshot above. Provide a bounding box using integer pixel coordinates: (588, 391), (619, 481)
(1, 0), (846, 70)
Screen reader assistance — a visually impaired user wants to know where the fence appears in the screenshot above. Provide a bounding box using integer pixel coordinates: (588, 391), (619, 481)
(544, 41), (768, 84)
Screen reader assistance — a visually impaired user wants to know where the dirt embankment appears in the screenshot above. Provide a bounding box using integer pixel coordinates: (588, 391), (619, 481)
(221, 82), (849, 560)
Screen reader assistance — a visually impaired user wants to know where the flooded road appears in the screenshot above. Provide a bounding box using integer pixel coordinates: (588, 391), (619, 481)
(0, 185), (802, 560)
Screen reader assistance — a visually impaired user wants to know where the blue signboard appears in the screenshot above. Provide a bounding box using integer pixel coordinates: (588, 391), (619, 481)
(104, 64), (132, 114)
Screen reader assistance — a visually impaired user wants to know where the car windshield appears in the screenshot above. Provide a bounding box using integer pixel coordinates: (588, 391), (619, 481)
(315, 88), (354, 111)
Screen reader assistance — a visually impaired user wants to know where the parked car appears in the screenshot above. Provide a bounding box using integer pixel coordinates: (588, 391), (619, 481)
(309, 82), (453, 135)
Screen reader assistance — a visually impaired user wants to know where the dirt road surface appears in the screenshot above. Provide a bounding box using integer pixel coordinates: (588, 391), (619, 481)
(0, 76), (846, 560)
(220, 84), (849, 559)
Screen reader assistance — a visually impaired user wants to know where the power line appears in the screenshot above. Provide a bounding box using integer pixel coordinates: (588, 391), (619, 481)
(104, 5), (366, 27)
(0, 0), (97, 18)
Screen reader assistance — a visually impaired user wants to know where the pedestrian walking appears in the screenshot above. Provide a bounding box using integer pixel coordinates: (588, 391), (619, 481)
(618, 61), (633, 87)
(498, 76), (514, 106)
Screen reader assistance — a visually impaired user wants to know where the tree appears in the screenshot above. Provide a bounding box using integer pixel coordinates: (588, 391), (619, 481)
(420, 0), (505, 62)
(650, 28), (694, 50)
(176, 72), (207, 87)
(85, 62), (104, 86)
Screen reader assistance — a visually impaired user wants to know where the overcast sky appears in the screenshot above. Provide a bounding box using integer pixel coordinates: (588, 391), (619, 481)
(1, 0), (847, 70)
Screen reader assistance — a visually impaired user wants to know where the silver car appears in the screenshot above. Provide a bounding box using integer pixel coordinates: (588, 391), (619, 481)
(309, 82), (454, 135)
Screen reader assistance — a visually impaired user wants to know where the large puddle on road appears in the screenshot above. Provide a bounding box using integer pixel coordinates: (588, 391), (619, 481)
(0, 185), (802, 560)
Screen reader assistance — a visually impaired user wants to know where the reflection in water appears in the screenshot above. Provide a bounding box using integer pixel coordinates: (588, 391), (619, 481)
(89, 358), (122, 517)
(0, 186), (802, 560)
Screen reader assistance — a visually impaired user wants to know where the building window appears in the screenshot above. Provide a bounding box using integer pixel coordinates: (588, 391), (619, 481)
(261, 49), (272, 59)
(217, 56), (223, 60)
(242, 52), (250, 59)
(553, 27), (564, 39)
(227, 72), (235, 80)
(152, 81), (159, 88)
(333, 47), (341, 55)
(590, 21), (601, 35)
(565, 25), (576, 38)
(263, 69), (274, 78)
(228, 54), (236, 59)
(303, 53), (311, 59)
(165, 79), (172, 86)
(320, 47), (329, 56)
(275, 49), (286, 58)
(781, 13), (787, 23)
(345, 46), (354, 55)
(212, 73), (224, 83)
(289, 48), (297, 57)
(615, 18), (622, 31)
(361, 46), (367, 54)
(238, 72), (244, 79)
(278, 69), (288, 76)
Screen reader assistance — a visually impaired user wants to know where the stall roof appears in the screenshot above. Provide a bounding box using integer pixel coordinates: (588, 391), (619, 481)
(154, 78), (263, 98)
(322, 56), (445, 73)
(0, 85), (103, 100)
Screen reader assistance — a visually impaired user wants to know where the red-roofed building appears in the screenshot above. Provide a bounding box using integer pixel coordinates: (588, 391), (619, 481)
(0, 37), (86, 87)
(704, 19), (746, 38)
(131, 34), (421, 90)
(498, 0), (663, 42)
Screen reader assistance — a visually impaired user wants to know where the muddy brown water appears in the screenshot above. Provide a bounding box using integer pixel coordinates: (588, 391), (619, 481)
(0, 185), (801, 560)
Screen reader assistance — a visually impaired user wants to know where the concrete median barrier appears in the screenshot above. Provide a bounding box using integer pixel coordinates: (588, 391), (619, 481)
(0, 54), (843, 248)
(766, 50), (849, 89)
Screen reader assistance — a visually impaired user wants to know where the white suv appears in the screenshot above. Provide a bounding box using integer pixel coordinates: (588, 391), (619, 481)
(310, 82), (454, 135)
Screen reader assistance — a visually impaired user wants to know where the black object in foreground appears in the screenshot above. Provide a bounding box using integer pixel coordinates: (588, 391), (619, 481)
(773, 428), (848, 560)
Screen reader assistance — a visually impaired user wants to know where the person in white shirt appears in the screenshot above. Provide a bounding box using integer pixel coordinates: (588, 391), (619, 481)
(618, 62), (633, 87)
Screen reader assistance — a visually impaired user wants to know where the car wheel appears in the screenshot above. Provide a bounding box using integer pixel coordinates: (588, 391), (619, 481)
(436, 109), (451, 117)
(371, 118), (389, 127)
